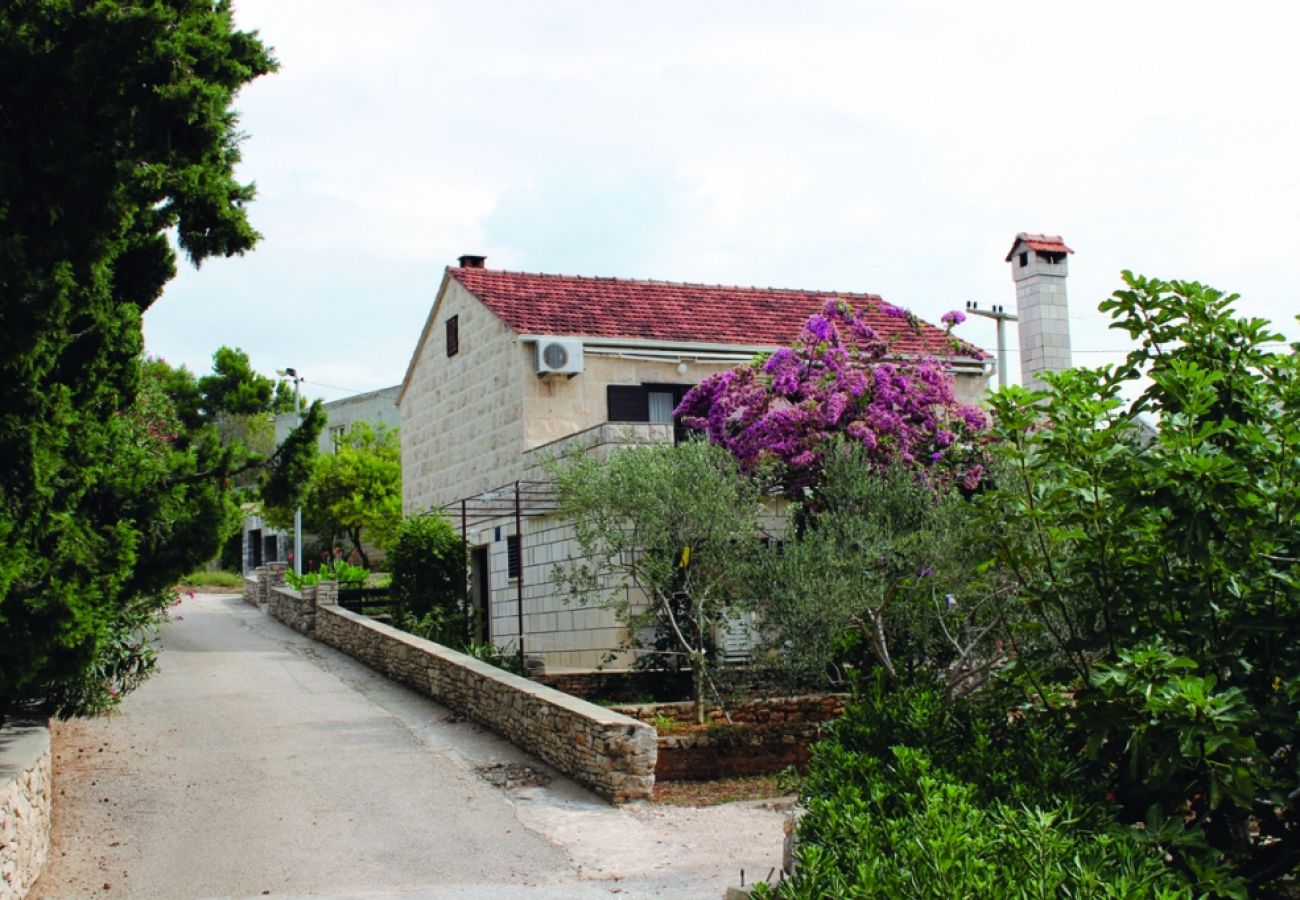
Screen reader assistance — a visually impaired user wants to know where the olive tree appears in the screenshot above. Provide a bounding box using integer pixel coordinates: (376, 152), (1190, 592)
(552, 440), (764, 723)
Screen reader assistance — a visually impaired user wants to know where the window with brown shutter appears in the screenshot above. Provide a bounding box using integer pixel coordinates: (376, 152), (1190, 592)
(607, 384), (695, 442)
(607, 385), (649, 422)
(446, 315), (459, 357)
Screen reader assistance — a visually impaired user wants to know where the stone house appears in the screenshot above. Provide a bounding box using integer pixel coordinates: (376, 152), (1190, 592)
(398, 255), (992, 670)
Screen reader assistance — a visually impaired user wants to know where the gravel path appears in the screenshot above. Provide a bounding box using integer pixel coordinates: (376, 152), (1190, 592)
(31, 594), (784, 898)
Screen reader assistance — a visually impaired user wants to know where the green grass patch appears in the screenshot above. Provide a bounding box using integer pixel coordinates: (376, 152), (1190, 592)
(178, 569), (244, 589)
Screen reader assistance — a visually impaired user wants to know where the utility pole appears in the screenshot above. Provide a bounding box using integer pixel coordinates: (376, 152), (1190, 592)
(276, 367), (304, 577)
(966, 301), (1017, 389)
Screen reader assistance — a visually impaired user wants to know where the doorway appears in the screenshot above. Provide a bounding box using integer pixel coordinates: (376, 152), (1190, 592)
(471, 546), (490, 643)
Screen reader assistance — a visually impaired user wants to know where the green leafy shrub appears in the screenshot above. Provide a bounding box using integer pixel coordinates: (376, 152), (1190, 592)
(460, 641), (524, 675)
(758, 676), (1199, 899)
(978, 274), (1299, 888)
(756, 449), (1006, 697)
(388, 514), (467, 646)
(761, 747), (1191, 899)
(284, 558), (368, 591)
(41, 590), (177, 719)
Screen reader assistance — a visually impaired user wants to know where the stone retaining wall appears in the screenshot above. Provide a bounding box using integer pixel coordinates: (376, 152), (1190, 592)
(533, 670), (691, 704)
(613, 695), (847, 782)
(246, 562), (287, 608)
(615, 694), (847, 727)
(267, 582), (337, 636)
(313, 606), (654, 803)
(255, 569), (655, 803)
(0, 720), (51, 899)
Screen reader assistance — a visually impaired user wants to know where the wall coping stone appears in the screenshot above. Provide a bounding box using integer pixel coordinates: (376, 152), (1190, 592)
(0, 720), (48, 785)
(0, 717), (52, 898)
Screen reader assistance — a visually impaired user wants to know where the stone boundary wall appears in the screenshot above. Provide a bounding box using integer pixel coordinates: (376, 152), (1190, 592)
(612, 694), (847, 782)
(614, 694), (847, 727)
(245, 562), (288, 609)
(254, 569), (655, 803)
(533, 670), (691, 704)
(267, 582), (337, 636)
(0, 720), (51, 898)
(313, 606), (654, 803)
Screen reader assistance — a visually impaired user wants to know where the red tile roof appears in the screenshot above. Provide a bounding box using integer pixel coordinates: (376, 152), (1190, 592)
(449, 267), (976, 358)
(1005, 232), (1073, 261)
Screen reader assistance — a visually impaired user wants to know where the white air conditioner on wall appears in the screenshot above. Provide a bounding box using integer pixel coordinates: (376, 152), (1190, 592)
(534, 338), (584, 375)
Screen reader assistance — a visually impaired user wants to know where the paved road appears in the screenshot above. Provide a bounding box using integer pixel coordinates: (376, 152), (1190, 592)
(32, 594), (784, 899)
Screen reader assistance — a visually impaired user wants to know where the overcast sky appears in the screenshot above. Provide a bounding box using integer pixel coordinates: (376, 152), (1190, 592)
(143, 1), (1300, 401)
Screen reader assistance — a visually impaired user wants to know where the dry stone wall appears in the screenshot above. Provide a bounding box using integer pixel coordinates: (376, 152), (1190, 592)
(255, 570), (655, 803)
(313, 606), (655, 802)
(0, 721), (51, 899)
(613, 695), (847, 782)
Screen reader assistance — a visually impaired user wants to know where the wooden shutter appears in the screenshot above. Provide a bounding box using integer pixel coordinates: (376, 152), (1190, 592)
(507, 535), (521, 579)
(446, 315), (459, 357)
(607, 385), (649, 422)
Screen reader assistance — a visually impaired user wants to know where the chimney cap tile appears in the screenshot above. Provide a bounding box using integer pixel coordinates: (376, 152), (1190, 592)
(1005, 233), (1073, 262)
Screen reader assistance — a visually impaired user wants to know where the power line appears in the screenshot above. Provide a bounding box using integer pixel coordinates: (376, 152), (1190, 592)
(303, 379), (367, 395)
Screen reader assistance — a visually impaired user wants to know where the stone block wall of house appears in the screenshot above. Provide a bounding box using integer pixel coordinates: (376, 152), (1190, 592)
(0, 720), (51, 898)
(522, 352), (734, 448)
(400, 280), (528, 515)
(456, 422), (683, 669)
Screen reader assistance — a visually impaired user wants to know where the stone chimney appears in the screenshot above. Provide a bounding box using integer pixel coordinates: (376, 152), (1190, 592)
(1006, 232), (1073, 392)
(458, 254), (486, 269)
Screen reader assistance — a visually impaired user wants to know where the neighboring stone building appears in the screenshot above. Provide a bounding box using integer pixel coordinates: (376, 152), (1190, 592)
(240, 385), (400, 573)
(398, 256), (991, 670)
(273, 384), (401, 453)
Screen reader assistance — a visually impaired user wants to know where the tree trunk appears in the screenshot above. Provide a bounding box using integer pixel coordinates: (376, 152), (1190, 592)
(349, 528), (370, 569)
(692, 657), (706, 725)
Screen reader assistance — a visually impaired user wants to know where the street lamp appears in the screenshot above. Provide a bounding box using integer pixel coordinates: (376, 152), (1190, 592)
(276, 367), (304, 577)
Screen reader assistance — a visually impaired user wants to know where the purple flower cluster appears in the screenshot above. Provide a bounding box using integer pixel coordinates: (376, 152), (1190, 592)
(676, 298), (989, 490)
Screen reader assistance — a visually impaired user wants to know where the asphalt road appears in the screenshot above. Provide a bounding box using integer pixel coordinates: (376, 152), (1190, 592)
(31, 594), (784, 899)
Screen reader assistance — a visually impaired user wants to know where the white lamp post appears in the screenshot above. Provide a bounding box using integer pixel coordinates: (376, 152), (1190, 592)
(276, 367), (304, 577)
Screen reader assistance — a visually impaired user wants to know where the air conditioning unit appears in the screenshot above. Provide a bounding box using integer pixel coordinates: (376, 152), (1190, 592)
(534, 338), (584, 375)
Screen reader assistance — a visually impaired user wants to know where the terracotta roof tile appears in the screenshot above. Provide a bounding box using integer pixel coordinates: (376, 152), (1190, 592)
(449, 267), (975, 358)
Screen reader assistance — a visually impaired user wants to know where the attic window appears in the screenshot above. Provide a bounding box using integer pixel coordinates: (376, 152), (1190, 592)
(1019, 252), (1028, 267)
(446, 315), (459, 357)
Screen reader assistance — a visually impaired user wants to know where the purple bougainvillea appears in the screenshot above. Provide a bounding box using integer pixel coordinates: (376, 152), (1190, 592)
(676, 298), (989, 491)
